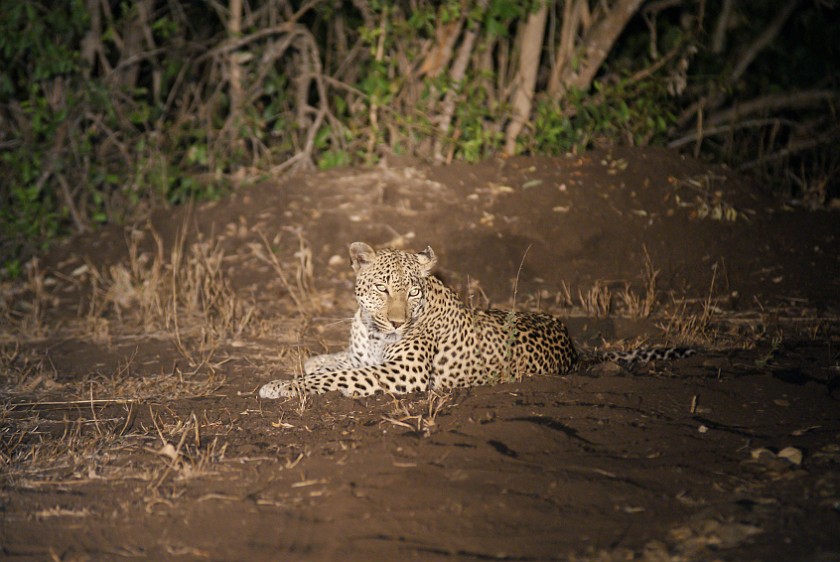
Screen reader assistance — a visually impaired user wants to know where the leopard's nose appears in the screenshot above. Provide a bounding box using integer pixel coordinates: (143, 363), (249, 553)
(391, 321), (404, 329)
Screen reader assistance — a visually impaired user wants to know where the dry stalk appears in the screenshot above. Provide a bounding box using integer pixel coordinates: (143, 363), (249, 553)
(255, 229), (309, 316)
(658, 265), (720, 346)
(617, 251), (659, 318)
(423, 389), (451, 436)
(381, 390), (451, 438)
(641, 246), (659, 317)
(556, 281), (575, 309)
(3, 258), (54, 337)
(291, 381), (310, 416)
(285, 226), (319, 313)
(145, 410), (225, 492)
(578, 282), (612, 317)
(381, 397), (423, 433)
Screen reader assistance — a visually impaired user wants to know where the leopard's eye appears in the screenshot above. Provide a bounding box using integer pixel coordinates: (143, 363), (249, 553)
(375, 284), (388, 293)
(408, 287), (421, 298)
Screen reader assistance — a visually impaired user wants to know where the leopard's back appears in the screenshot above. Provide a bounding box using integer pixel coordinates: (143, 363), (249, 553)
(470, 308), (577, 382)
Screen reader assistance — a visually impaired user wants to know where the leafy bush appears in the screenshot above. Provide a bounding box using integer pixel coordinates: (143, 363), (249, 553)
(1, 0), (836, 276)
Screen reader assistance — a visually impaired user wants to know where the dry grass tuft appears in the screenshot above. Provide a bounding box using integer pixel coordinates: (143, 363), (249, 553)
(2, 400), (228, 497)
(0, 258), (58, 338)
(253, 228), (319, 317)
(573, 249), (660, 319)
(658, 298), (718, 347)
(578, 282), (613, 317)
(144, 410), (228, 490)
(658, 265), (722, 347)
(0, 344), (61, 397)
(381, 390), (452, 438)
(78, 221), (260, 367)
(617, 247), (659, 318)
(287, 380), (312, 416)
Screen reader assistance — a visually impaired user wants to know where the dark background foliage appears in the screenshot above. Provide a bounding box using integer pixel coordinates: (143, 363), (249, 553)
(2, 0), (838, 276)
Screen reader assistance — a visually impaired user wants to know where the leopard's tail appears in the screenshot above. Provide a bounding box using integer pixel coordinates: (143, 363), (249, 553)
(575, 346), (695, 370)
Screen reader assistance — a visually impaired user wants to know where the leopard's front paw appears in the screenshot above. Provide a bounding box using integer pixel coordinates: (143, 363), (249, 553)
(258, 379), (296, 399)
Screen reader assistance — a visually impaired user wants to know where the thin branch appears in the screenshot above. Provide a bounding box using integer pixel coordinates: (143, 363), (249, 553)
(677, 0), (803, 128)
(669, 117), (801, 148)
(737, 127), (840, 170)
(706, 90), (838, 128)
(711, 0), (734, 54)
(626, 38), (685, 85)
(227, 0), (244, 120)
(730, 0), (801, 85)
(200, 16), (318, 62)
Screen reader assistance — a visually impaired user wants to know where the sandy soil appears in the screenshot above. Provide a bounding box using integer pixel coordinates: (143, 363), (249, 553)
(2, 147), (839, 561)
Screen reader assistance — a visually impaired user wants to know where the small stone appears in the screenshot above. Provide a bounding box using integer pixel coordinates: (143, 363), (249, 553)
(777, 446), (803, 466)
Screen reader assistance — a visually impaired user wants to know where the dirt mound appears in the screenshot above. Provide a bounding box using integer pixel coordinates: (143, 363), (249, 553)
(2, 147), (839, 561)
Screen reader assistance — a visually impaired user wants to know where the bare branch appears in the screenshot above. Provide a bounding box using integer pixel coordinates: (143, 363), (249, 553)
(730, 0), (801, 85)
(548, 0), (587, 97)
(737, 126), (840, 170)
(227, 0), (244, 119)
(668, 117), (802, 148)
(679, 1), (804, 128)
(706, 90), (838, 128)
(626, 39), (685, 85)
(711, 0), (735, 54)
(200, 0), (324, 63)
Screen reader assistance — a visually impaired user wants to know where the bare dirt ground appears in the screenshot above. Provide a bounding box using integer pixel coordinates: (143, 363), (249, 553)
(2, 147), (840, 561)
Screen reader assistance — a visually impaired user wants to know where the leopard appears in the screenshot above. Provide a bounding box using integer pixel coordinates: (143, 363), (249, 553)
(258, 242), (692, 399)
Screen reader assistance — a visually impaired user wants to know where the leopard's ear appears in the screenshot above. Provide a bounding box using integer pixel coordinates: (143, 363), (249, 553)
(349, 242), (376, 272)
(416, 246), (437, 276)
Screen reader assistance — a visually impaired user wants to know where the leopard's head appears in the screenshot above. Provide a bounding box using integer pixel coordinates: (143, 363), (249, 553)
(349, 242), (437, 339)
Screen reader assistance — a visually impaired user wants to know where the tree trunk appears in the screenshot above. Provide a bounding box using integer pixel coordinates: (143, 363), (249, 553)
(504, 3), (548, 155)
(562, 0), (644, 92)
(228, 0), (244, 121)
(547, 0), (587, 97)
(434, 3), (486, 162)
(115, 0), (154, 89)
(419, 17), (465, 78)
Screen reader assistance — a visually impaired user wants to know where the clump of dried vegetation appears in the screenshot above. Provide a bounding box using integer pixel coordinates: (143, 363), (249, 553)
(83, 224), (259, 357)
(381, 390), (453, 439)
(0, 220), (324, 494)
(1, 394), (230, 503)
(544, 251), (825, 355)
(546, 248), (661, 321)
